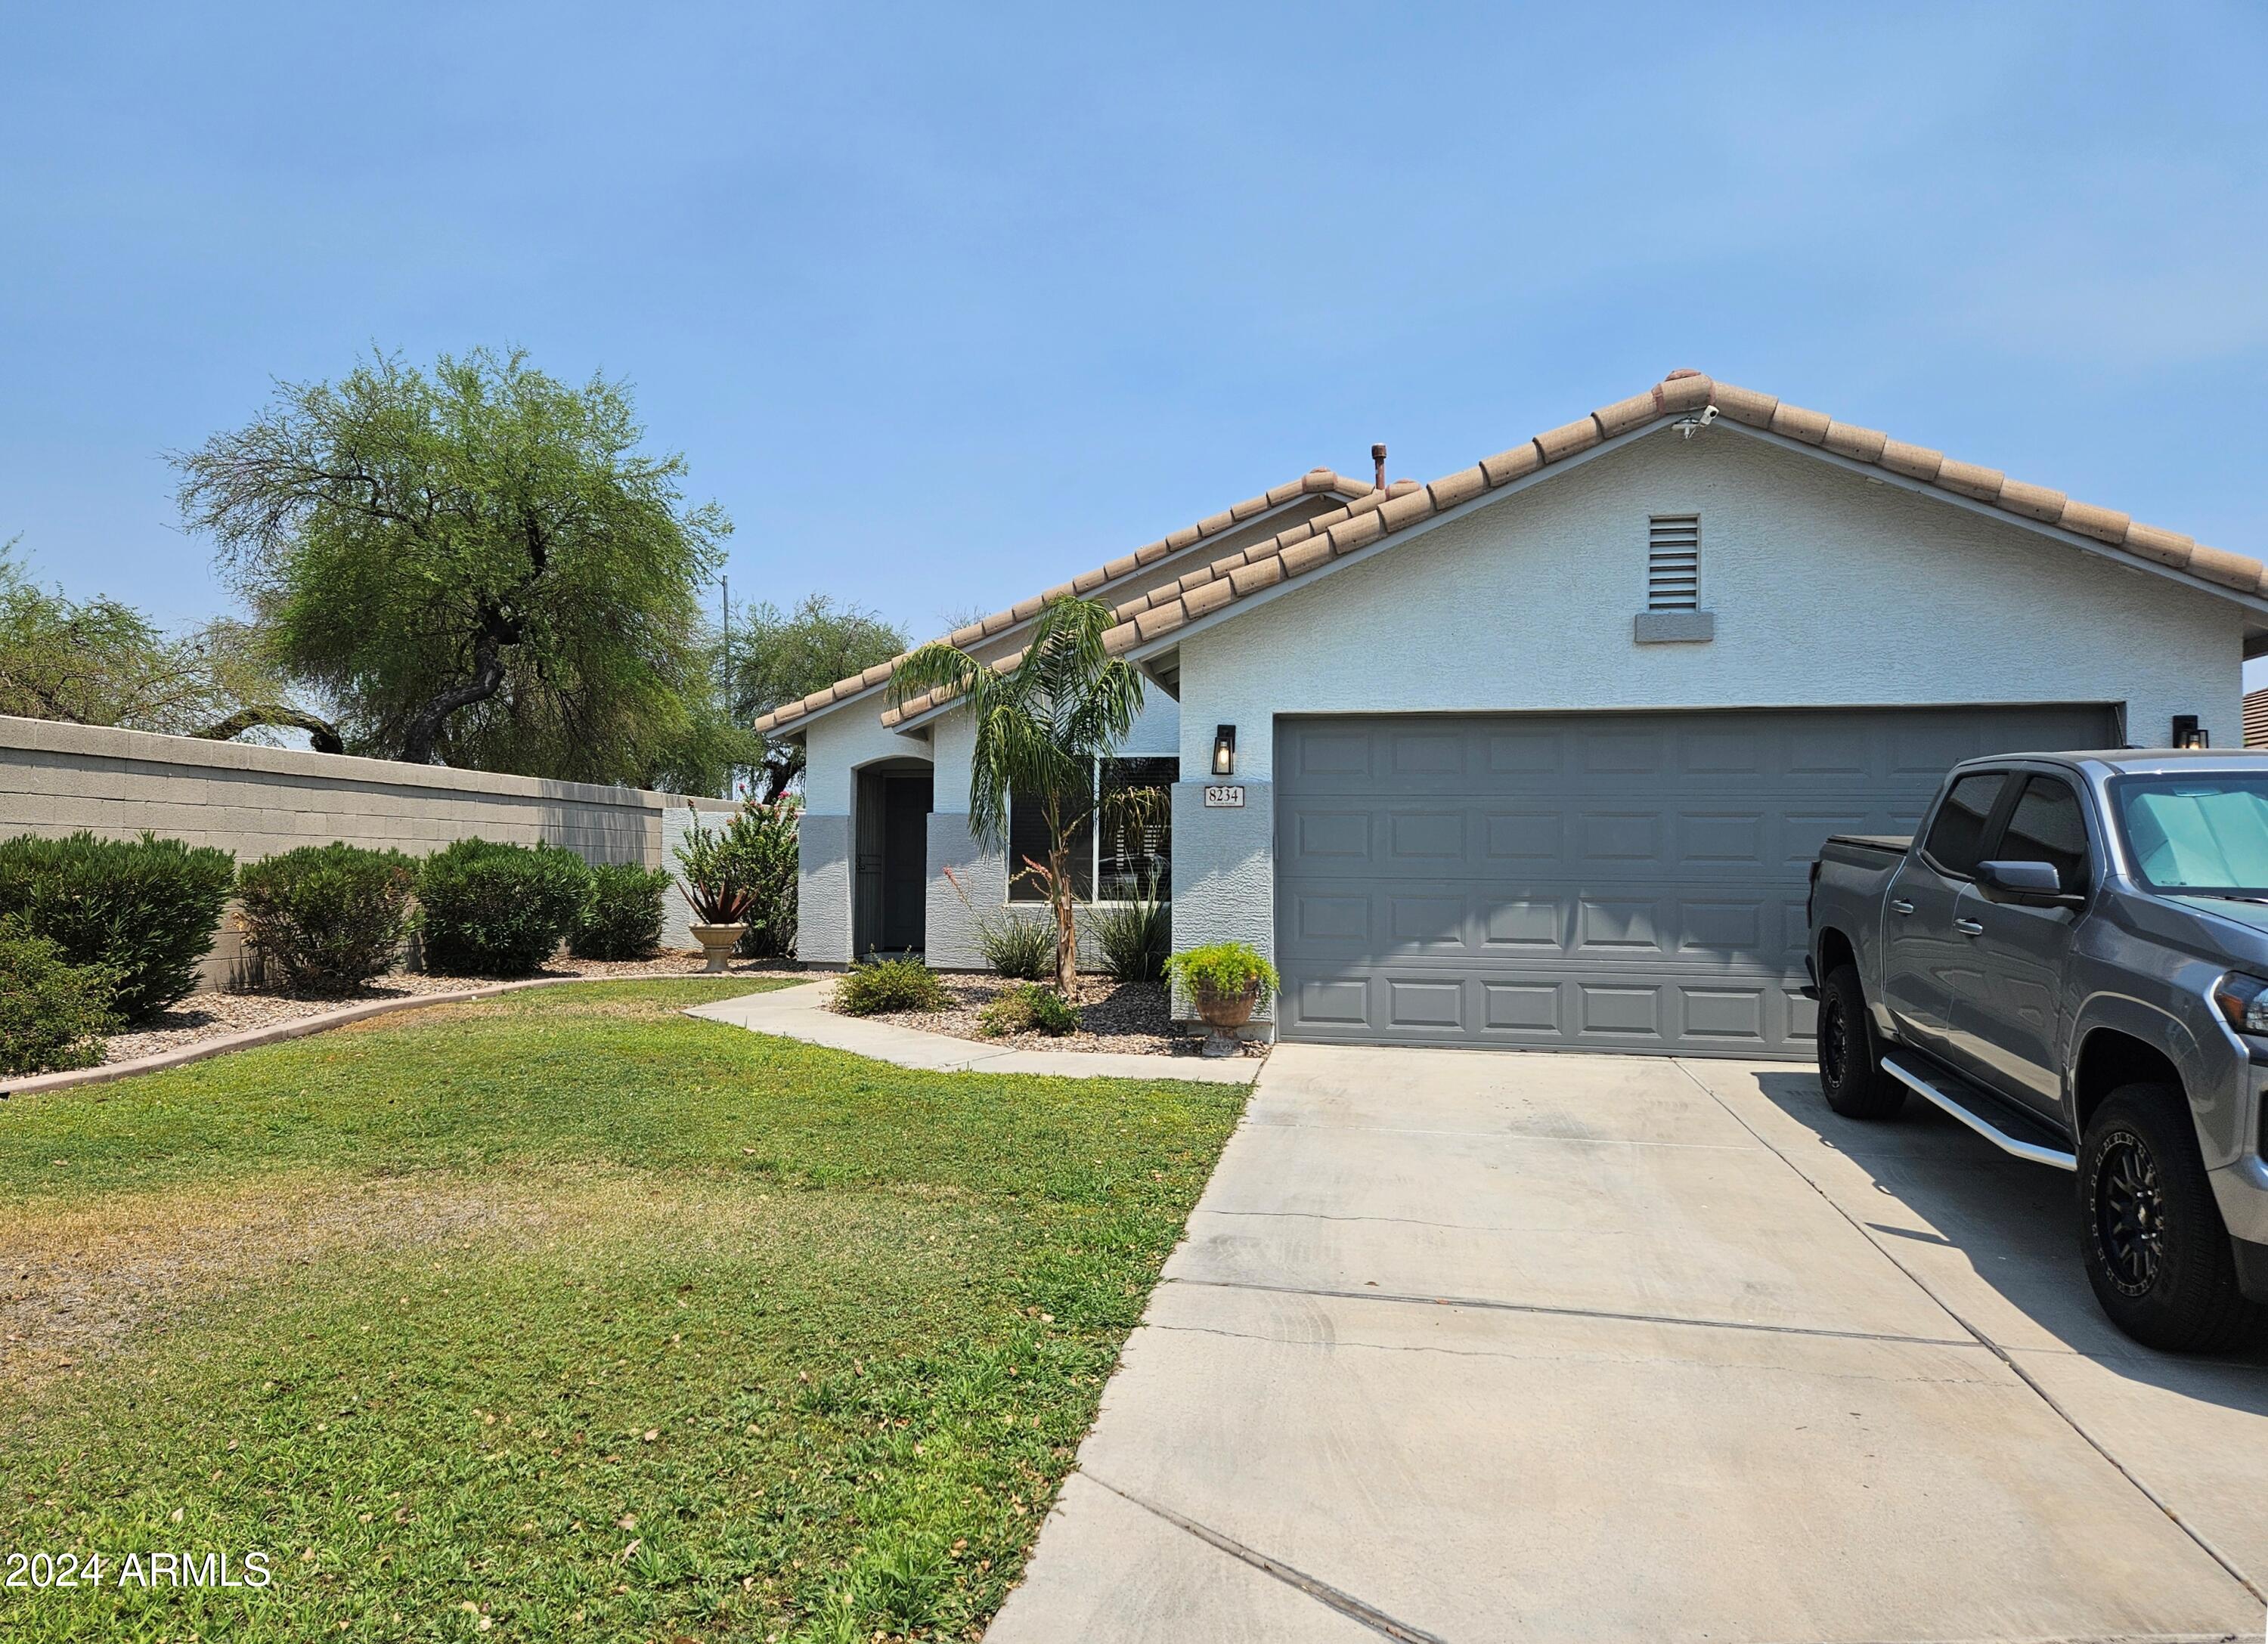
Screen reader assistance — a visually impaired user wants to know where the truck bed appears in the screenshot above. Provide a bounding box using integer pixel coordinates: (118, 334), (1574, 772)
(1823, 833), (1913, 856)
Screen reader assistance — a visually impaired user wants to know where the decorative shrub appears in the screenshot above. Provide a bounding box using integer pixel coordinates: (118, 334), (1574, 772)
(1163, 941), (1279, 1008)
(834, 958), (950, 1016)
(416, 838), (592, 977)
(977, 982), (1079, 1038)
(0, 831), (236, 1023)
(0, 921), (119, 1076)
(941, 865), (1054, 980)
(727, 799), (799, 960)
(976, 915), (1055, 981)
(1085, 894), (1170, 983)
(572, 862), (673, 961)
(236, 843), (417, 991)
(673, 810), (757, 927)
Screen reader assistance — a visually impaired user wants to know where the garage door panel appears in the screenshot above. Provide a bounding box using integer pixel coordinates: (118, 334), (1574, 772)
(1386, 809), (1466, 862)
(1275, 705), (2115, 1056)
(1385, 977), (1466, 1029)
(1677, 811), (1769, 866)
(1483, 810), (1562, 860)
(1386, 893), (1467, 950)
(1292, 810), (1372, 863)
(1487, 730), (1564, 775)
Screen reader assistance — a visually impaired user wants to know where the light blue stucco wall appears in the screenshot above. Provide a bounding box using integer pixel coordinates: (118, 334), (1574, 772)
(1167, 426), (2247, 1003)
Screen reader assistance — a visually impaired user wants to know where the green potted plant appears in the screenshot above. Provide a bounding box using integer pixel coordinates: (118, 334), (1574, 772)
(673, 809), (755, 972)
(1164, 940), (1279, 1057)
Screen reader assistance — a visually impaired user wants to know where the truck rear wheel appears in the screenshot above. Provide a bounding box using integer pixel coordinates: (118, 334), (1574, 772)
(1817, 964), (1905, 1120)
(2078, 1085), (2260, 1354)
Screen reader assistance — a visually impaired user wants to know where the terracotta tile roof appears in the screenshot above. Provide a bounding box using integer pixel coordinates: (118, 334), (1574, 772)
(752, 467), (1371, 735)
(880, 369), (2265, 727)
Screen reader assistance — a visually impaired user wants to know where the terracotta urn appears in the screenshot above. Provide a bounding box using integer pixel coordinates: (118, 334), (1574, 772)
(690, 922), (746, 974)
(1194, 982), (1259, 1058)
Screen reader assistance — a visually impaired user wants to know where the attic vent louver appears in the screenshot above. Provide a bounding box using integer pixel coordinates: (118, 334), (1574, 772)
(1647, 515), (1700, 611)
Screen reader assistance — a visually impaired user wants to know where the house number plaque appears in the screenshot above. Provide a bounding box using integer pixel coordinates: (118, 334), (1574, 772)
(1202, 785), (1245, 809)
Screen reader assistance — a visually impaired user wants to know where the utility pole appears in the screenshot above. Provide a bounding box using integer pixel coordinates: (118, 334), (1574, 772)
(719, 574), (734, 800)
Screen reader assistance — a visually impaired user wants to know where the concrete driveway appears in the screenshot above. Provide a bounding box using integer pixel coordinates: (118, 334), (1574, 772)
(988, 1045), (2268, 1643)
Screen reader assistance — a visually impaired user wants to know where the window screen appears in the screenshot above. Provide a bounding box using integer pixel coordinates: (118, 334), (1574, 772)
(1098, 757), (1176, 901)
(1006, 788), (1093, 902)
(1998, 776), (2090, 890)
(1006, 758), (1179, 903)
(1921, 771), (2008, 878)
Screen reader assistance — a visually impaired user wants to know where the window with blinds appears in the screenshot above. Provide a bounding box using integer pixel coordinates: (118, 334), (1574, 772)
(1647, 515), (1700, 610)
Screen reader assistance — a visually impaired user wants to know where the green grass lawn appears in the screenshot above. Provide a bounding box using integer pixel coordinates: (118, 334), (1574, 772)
(0, 980), (1246, 1642)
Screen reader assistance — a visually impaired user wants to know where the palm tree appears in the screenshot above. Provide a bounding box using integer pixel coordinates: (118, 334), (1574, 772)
(890, 596), (1145, 994)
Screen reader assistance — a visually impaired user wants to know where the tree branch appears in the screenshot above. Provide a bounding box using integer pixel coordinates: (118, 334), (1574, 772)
(398, 610), (516, 763)
(194, 706), (345, 754)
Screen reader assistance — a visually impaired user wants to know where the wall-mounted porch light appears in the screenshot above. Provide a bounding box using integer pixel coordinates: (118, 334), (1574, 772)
(1212, 724), (1237, 777)
(2173, 714), (2209, 750)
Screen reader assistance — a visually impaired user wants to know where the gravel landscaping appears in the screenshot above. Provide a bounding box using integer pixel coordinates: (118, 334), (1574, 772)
(830, 971), (1266, 1058)
(101, 952), (807, 1064)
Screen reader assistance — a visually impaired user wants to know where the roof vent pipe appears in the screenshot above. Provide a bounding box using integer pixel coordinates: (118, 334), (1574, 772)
(1371, 443), (1387, 492)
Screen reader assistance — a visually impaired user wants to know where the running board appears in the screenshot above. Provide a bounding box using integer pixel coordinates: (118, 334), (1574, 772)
(1880, 1057), (2078, 1171)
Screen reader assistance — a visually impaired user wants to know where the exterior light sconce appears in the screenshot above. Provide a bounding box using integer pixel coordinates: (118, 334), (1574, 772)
(2172, 714), (2208, 750)
(1212, 724), (1237, 776)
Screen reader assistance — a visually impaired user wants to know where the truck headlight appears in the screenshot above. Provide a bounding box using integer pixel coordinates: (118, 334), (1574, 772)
(2214, 972), (2268, 1035)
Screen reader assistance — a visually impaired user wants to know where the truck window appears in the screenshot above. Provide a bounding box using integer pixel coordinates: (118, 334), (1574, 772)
(2115, 776), (2268, 892)
(1999, 776), (2090, 889)
(1920, 771), (2008, 878)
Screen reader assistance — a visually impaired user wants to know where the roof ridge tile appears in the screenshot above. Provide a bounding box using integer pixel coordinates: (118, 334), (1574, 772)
(859, 370), (2263, 732)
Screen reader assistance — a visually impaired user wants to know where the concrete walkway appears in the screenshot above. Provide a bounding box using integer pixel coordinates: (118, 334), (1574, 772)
(685, 980), (1261, 1083)
(988, 1044), (2268, 1642)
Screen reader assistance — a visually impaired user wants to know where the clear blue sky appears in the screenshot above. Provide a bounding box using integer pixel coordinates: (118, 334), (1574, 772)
(5, 4), (2264, 678)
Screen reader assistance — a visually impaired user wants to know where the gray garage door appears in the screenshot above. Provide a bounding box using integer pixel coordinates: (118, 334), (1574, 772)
(1273, 705), (2117, 1057)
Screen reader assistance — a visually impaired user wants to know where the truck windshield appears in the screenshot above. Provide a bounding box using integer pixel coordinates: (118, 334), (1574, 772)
(2114, 777), (2268, 893)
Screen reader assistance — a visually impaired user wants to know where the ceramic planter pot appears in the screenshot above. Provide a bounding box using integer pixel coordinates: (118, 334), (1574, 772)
(1193, 981), (1259, 1058)
(690, 922), (747, 974)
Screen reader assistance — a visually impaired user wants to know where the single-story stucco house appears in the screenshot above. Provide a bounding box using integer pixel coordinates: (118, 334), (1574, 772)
(759, 369), (2267, 1057)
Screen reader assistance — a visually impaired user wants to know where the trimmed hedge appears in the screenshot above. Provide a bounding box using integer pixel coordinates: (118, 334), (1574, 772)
(0, 921), (119, 1076)
(572, 862), (673, 961)
(0, 831), (236, 1023)
(237, 843), (418, 992)
(417, 839), (592, 977)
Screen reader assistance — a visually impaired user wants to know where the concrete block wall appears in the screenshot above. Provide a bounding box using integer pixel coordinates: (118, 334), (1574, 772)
(0, 714), (731, 986)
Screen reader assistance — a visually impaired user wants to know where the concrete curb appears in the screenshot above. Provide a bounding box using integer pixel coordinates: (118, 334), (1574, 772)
(2, 974), (811, 1101)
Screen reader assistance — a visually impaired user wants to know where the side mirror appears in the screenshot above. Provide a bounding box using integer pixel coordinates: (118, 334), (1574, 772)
(1976, 859), (2082, 908)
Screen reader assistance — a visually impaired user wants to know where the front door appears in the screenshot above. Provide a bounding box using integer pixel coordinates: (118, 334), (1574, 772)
(1950, 772), (2093, 1118)
(1881, 769), (2009, 1051)
(878, 774), (933, 954)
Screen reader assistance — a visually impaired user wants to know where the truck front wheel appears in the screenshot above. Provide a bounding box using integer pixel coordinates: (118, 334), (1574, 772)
(1817, 964), (1905, 1119)
(2078, 1085), (2260, 1354)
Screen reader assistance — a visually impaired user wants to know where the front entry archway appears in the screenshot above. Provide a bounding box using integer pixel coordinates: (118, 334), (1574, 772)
(854, 760), (933, 960)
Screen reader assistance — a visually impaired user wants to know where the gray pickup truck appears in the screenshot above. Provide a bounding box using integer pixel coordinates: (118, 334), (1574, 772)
(1808, 748), (2268, 1352)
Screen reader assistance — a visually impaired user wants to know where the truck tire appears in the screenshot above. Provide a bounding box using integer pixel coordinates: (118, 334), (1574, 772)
(2078, 1084), (2260, 1354)
(1817, 964), (1905, 1120)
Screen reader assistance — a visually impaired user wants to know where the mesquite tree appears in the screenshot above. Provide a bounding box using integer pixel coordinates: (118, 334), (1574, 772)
(890, 596), (1145, 994)
(173, 348), (736, 785)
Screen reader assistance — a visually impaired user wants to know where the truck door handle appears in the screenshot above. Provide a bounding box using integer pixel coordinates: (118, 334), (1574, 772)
(1890, 899), (1916, 915)
(1954, 918), (1984, 937)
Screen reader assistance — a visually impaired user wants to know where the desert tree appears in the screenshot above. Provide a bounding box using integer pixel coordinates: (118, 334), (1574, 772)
(173, 348), (745, 786)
